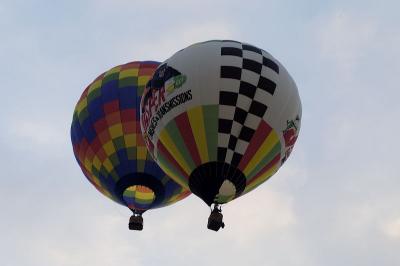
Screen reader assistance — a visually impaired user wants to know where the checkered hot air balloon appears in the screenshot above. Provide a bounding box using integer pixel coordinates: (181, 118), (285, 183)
(140, 41), (302, 231)
(71, 61), (190, 230)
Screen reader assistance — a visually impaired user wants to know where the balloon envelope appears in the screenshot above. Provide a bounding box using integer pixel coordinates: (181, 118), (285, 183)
(71, 61), (190, 212)
(141, 41), (301, 206)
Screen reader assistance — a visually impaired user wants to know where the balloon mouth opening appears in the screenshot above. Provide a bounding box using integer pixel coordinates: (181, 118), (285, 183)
(188, 161), (246, 206)
(114, 173), (166, 211)
(123, 185), (156, 210)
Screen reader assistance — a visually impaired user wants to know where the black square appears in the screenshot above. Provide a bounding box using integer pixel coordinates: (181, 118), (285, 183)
(243, 59), (262, 74)
(218, 119), (233, 133)
(221, 47), (243, 57)
(221, 66), (242, 80)
(239, 81), (257, 99)
(243, 44), (262, 54)
(218, 147), (227, 162)
(231, 152), (243, 166)
(248, 101), (267, 117)
(228, 136), (238, 150)
(238, 126), (256, 142)
(233, 107), (247, 124)
(263, 56), (279, 74)
(258, 76), (276, 95)
(220, 91), (238, 106)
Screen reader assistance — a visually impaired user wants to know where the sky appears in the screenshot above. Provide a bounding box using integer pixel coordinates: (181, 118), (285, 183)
(1, 0), (399, 265)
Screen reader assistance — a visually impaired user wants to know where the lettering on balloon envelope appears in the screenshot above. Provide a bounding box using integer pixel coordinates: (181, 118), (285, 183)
(141, 63), (192, 154)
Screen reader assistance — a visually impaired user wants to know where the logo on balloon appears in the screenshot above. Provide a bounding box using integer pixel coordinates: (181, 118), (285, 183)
(166, 74), (187, 93)
(282, 115), (301, 163)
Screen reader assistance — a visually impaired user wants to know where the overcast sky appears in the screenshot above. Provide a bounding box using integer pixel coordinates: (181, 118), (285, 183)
(1, 1), (399, 265)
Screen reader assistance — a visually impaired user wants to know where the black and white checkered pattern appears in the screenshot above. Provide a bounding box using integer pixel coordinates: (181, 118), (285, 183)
(217, 40), (279, 167)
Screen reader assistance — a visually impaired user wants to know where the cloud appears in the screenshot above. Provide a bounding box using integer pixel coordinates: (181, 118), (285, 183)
(3, 116), (70, 157)
(382, 217), (400, 239)
(316, 11), (378, 74)
(8, 120), (61, 146)
(224, 188), (297, 242)
(329, 202), (377, 240)
(12, 212), (144, 266)
(2, 181), (300, 266)
(115, 20), (239, 62)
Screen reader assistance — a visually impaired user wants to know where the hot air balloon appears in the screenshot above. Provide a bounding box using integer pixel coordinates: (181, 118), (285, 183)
(71, 61), (190, 230)
(140, 41), (301, 231)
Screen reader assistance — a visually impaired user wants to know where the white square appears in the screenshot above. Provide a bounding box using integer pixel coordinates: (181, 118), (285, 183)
(261, 65), (279, 82)
(235, 139), (249, 154)
(261, 49), (273, 58)
(241, 69), (260, 86)
(254, 88), (274, 105)
(218, 133), (230, 147)
(219, 105), (236, 120)
(236, 94), (252, 110)
(220, 78), (241, 93)
(225, 149), (234, 163)
(243, 50), (263, 63)
(221, 56), (243, 68)
(244, 113), (262, 130)
(222, 41), (243, 49)
(231, 121), (242, 137)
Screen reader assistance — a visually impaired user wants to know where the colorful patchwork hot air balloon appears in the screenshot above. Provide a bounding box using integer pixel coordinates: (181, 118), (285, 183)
(140, 41), (301, 231)
(71, 61), (190, 230)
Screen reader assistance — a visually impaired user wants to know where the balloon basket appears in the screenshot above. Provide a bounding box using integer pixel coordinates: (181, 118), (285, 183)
(207, 204), (225, 232)
(129, 213), (144, 231)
